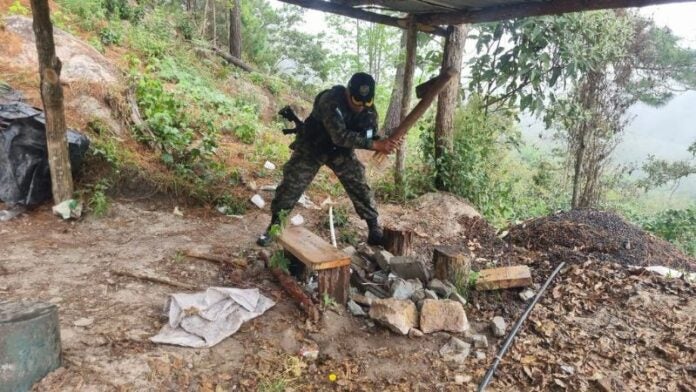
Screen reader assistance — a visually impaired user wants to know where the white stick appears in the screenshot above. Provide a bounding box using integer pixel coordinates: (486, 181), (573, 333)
(329, 206), (337, 248)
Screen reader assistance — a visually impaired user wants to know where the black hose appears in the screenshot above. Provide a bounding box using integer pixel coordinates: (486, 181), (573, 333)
(477, 261), (567, 392)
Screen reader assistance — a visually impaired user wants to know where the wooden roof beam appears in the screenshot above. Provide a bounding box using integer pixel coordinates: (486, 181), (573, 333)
(278, 0), (448, 36)
(417, 0), (696, 25)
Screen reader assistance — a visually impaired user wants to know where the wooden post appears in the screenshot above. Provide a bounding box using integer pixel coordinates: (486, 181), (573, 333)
(394, 16), (417, 193)
(317, 266), (350, 305)
(30, 0), (74, 203)
(432, 245), (471, 284)
(383, 227), (414, 256)
(434, 24), (468, 191)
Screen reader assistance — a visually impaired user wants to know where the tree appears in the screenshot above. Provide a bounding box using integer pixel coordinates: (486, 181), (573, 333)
(469, 11), (696, 208)
(434, 24), (468, 190)
(639, 141), (696, 193)
(30, 0), (74, 203)
(229, 0), (242, 58)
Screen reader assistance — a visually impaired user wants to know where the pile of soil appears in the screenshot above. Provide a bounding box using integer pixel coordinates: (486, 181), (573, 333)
(507, 209), (696, 272)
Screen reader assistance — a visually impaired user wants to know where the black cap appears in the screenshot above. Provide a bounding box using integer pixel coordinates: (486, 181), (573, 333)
(348, 72), (375, 103)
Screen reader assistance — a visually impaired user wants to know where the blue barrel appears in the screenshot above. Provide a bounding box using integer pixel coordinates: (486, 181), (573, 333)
(0, 301), (62, 392)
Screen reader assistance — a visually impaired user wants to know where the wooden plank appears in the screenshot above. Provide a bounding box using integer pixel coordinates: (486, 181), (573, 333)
(278, 227), (350, 271)
(475, 265), (532, 291)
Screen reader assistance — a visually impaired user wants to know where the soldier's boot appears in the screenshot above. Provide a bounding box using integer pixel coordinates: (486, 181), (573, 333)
(366, 218), (383, 246)
(257, 213), (280, 247)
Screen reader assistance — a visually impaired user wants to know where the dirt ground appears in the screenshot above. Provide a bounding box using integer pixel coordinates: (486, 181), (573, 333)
(1, 195), (695, 391)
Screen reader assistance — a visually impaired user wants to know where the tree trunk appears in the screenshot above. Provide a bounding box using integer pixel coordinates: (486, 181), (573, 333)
(200, 0), (209, 38)
(383, 227), (414, 256)
(394, 17), (417, 194)
(434, 24), (468, 191)
(212, 0), (217, 47)
(30, 0), (73, 203)
(381, 31), (407, 137)
(229, 0), (242, 58)
(432, 245), (471, 285)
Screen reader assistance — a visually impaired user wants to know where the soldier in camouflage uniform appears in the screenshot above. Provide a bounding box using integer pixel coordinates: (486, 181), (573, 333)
(258, 72), (399, 246)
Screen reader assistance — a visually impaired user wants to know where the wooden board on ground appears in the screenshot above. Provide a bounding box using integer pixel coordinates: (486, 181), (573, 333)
(475, 265), (532, 291)
(278, 226), (350, 271)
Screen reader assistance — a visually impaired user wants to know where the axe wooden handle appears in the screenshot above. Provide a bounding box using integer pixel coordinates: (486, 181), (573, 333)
(373, 67), (457, 161)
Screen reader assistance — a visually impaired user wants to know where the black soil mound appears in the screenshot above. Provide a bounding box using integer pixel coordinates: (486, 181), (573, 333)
(507, 209), (695, 271)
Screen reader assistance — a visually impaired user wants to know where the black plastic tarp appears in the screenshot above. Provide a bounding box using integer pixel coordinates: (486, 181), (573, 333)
(0, 101), (90, 206)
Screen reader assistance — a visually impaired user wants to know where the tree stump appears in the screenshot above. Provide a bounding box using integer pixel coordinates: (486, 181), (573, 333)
(432, 245), (471, 285)
(0, 301), (61, 390)
(383, 227), (414, 256)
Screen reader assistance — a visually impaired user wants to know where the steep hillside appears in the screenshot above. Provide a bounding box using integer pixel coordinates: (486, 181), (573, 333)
(0, 0), (333, 216)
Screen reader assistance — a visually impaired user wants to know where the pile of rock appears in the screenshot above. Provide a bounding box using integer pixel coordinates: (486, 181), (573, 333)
(344, 245), (508, 364)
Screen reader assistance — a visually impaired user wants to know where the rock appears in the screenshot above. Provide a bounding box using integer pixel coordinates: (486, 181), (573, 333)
(416, 299), (424, 311)
(424, 289), (439, 300)
(52, 199), (82, 220)
(347, 300), (367, 317)
(372, 271), (388, 284)
(439, 337), (471, 364)
(264, 161), (276, 170)
(472, 334), (488, 348)
(250, 194), (265, 209)
(290, 214), (304, 226)
(411, 289), (426, 303)
(69, 95), (124, 137)
(365, 291), (379, 301)
(419, 299), (469, 334)
(342, 246), (357, 256)
(4, 16), (119, 84)
(449, 292), (467, 307)
(260, 184), (277, 192)
(73, 317), (94, 327)
(374, 250), (394, 271)
(561, 365), (575, 375)
(454, 374), (471, 385)
(368, 298), (417, 335)
(408, 328), (424, 338)
(519, 288), (535, 302)
(491, 316), (506, 337)
(390, 278), (422, 300)
(389, 256), (429, 282)
(428, 279), (455, 298)
(299, 340), (319, 362)
(475, 351), (486, 360)
(351, 293), (373, 307)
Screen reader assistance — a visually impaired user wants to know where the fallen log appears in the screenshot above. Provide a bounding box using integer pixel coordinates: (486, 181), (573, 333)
(270, 267), (320, 323)
(211, 46), (254, 72)
(111, 268), (198, 291)
(184, 250), (247, 268)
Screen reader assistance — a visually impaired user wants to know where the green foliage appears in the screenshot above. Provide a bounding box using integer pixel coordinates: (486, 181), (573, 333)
(322, 292), (338, 308)
(641, 208), (696, 257)
(8, 0), (29, 15)
(215, 194), (247, 215)
(423, 98), (521, 222)
(87, 179), (111, 217)
(639, 149), (696, 191)
(99, 27), (122, 46)
(469, 11), (633, 120)
(323, 205), (349, 229)
(135, 73), (195, 161)
(269, 250), (290, 272)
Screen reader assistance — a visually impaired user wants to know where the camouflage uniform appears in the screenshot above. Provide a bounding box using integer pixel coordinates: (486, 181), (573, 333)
(270, 85), (379, 222)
